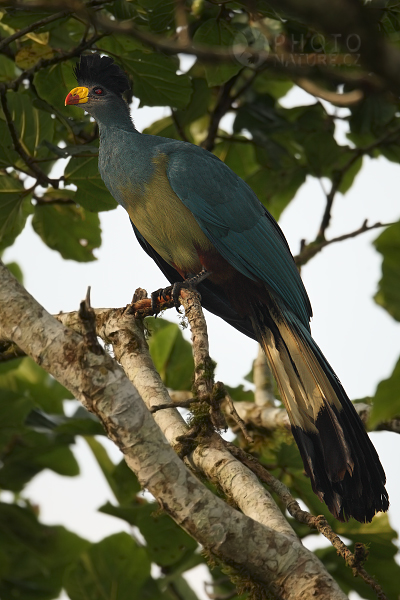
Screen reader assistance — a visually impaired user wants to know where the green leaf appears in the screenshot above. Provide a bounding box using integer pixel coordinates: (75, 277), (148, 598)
(137, 0), (175, 33)
(0, 357), (72, 413)
(225, 384), (254, 402)
(110, 460), (142, 505)
(337, 154), (363, 194)
(0, 389), (34, 452)
(213, 138), (258, 180)
(193, 19), (247, 86)
(108, 0), (138, 21)
(64, 532), (151, 600)
(0, 173), (33, 250)
(0, 501), (88, 600)
(349, 95), (397, 140)
(0, 54), (17, 82)
(369, 355), (400, 426)
(64, 156), (117, 212)
(245, 165), (306, 220)
(163, 576), (200, 600)
(144, 116), (186, 140)
(253, 71), (293, 99)
(0, 91), (55, 165)
(374, 221), (400, 321)
(85, 436), (141, 503)
(146, 317), (194, 390)
(99, 503), (197, 567)
(15, 42), (53, 70)
(122, 52), (192, 108)
(32, 203), (101, 262)
(34, 61), (80, 118)
(174, 77), (211, 127)
(4, 261), (24, 284)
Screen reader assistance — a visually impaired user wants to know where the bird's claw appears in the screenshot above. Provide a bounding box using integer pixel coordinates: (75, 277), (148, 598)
(151, 288), (165, 316)
(151, 270), (210, 315)
(151, 285), (177, 315)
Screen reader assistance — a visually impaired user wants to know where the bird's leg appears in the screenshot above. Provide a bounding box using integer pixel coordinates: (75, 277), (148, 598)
(151, 268), (211, 313)
(171, 268), (211, 308)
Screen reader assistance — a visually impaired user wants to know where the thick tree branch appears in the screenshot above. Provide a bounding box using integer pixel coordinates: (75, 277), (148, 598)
(264, 0), (400, 96)
(0, 261), (347, 600)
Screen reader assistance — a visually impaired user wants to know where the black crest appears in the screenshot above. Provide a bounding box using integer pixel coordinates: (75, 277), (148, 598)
(74, 54), (130, 96)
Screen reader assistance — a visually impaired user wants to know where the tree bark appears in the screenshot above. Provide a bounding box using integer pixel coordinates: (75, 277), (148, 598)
(0, 261), (347, 600)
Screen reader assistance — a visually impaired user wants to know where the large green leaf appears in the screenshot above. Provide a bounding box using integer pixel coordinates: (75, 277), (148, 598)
(15, 42), (54, 70)
(174, 77), (211, 127)
(0, 501), (88, 600)
(64, 156), (117, 212)
(32, 203), (101, 262)
(137, 0), (175, 33)
(99, 503), (198, 568)
(0, 54), (17, 82)
(0, 426), (79, 491)
(122, 52), (192, 108)
(85, 437), (141, 504)
(34, 61), (80, 117)
(374, 221), (400, 321)
(369, 355), (400, 426)
(193, 19), (247, 87)
(0, 357), (72, 413)
(0, 173), (33, 250)
(64, 532), (151, 600)
(146, 317), (194, 390)
(0, 389), (34, 452)
(213, 138), (258, 180)
(0, 91), (55, 166)
(349, 94), (397, 145)
(245, 165), (306, 220)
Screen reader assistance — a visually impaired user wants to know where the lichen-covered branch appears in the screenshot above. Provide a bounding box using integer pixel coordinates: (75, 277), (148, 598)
(0, 260), (348, 600)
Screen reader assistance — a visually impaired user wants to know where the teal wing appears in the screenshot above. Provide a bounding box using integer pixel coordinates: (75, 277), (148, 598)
(165, 145), (312, 329)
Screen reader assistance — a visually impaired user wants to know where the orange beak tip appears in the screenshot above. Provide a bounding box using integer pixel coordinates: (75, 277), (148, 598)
(65, 92), (79, 106)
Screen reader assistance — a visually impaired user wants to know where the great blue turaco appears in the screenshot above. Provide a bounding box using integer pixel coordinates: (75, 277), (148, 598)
(65, 53), (389, 523)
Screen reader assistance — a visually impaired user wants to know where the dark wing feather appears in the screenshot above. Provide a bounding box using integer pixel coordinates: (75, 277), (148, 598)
(131, 221), (256, 339)
(165, 146), (312, 329)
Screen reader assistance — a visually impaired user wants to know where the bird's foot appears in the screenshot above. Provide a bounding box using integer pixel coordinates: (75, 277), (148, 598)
(151, 269), (211, 314)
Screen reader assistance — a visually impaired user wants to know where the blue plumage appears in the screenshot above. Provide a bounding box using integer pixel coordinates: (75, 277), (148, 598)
(65, 53), (389, 522)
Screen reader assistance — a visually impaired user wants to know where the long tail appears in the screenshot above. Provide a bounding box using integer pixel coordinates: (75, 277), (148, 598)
(250, 295), (389, 522)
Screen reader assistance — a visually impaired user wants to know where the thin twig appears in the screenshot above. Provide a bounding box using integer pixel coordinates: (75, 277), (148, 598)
(224, 391), (254, 443)
(296, 220), (394, 266)
(150, 397), (198, 413)
(317, 126), (400, 240)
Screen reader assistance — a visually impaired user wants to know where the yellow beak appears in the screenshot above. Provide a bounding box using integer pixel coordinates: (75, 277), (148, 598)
(65, 86), (89, 106)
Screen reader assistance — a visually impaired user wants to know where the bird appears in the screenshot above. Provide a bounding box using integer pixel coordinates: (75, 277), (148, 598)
(65, 53), (389, 522)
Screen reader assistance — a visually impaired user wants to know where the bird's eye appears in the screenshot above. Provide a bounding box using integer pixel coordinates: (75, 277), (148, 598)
(93, 88), (103, 95)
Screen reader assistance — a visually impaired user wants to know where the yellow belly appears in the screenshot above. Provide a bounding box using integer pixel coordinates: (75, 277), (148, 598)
(120, 153), (214, 274)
